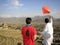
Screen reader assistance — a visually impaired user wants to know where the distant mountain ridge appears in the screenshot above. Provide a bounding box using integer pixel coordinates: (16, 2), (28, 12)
(0, 16), (60, 22)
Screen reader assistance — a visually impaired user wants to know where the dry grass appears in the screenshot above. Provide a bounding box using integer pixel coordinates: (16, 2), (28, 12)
(0, 21), (60, 45)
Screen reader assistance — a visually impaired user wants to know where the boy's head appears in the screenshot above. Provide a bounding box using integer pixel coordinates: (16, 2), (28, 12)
(45, 18), (49, 23)
(26, 17), (32, 24)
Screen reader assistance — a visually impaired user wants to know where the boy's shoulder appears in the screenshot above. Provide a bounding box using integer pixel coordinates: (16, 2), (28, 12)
(23, 26), (36, 29)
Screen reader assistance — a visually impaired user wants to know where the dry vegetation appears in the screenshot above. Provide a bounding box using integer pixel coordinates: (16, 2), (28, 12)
(0, 21), (60, 45)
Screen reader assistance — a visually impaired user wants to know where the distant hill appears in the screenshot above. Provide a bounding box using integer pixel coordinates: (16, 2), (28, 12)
(0, 16), (60, 22)
(0, 17), (26, 22)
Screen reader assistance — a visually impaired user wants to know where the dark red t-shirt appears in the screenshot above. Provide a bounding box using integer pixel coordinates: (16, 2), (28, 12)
(22, 26), (36, 45)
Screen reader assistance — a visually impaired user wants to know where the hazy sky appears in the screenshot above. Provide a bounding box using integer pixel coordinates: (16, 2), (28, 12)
(0, 0), (60, 18)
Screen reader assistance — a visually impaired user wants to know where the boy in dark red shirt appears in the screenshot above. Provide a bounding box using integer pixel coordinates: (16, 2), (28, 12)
(21, 17), (37, 45)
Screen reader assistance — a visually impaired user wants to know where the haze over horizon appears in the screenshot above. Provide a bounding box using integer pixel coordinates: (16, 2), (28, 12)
(0, 0), (60, 18)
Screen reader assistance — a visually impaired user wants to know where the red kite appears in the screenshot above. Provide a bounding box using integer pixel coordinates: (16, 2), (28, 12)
(42, 6), (50, 14)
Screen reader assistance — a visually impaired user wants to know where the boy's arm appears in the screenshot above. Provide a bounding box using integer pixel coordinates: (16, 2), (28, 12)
(41, 25), (48, 35)
(49, 16), (53, 25)
(34, 35), (37, 40)
(33, 28), (37, 41)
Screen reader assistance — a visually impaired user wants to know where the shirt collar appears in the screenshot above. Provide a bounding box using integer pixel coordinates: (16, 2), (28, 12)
(26, 24), (31, 26)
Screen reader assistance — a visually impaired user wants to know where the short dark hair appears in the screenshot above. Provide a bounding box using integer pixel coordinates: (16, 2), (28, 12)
(45, 18), (49, 23)
(26, 17), (32, 24)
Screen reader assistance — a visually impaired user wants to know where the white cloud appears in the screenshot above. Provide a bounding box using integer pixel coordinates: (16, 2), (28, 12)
(0, 0), (24, 9)
(10, 0), (20, 7)
(9, 0), (24, 8)
(20, 4), (24, 7)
